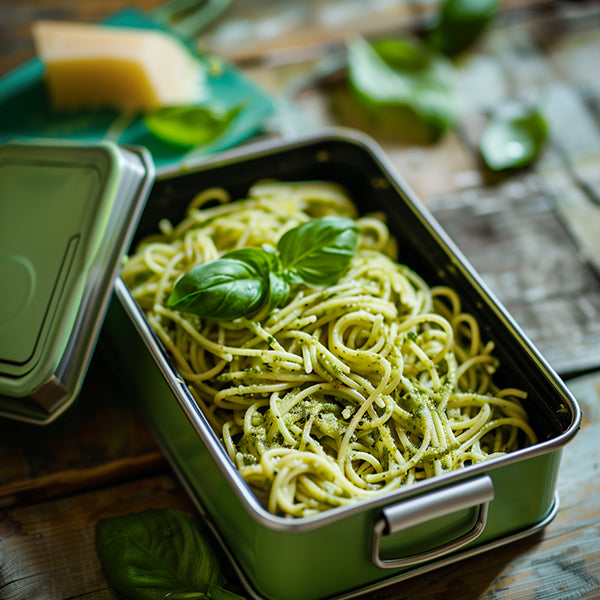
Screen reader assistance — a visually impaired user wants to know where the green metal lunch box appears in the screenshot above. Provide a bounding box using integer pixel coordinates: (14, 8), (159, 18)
(0, 139), (153, 425)
(104, 130), (581, 600)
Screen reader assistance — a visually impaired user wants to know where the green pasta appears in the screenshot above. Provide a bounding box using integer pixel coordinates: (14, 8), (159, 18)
(122, 180), (536, 518)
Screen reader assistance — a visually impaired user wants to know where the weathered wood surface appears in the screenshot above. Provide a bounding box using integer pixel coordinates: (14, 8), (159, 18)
(1, 1), (600, 599)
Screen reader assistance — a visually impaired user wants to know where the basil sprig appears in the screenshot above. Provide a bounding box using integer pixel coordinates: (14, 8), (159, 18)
(167, 216), (359, 320)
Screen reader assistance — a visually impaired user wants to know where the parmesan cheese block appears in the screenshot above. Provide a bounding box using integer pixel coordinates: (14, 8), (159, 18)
(32, 20), (205, 112)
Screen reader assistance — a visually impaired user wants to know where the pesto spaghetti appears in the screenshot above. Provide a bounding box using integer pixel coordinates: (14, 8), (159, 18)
(122, 181), (537, 518)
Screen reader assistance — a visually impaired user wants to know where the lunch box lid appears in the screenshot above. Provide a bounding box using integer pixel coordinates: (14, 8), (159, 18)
(0, 139), (154, 424)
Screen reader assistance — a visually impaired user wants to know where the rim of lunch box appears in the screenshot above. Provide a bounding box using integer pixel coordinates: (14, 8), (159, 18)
(115, 126), (582, 532)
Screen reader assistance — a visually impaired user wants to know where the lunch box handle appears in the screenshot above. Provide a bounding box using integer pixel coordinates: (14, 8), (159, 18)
(371, 475), (494, 569)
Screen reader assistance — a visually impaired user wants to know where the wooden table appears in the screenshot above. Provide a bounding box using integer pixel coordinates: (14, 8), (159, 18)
(1, 1), (600, 599)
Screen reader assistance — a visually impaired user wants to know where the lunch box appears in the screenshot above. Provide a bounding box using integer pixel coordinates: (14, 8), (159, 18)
(104, 129), (581, 600)
(0, 139), (153, 425)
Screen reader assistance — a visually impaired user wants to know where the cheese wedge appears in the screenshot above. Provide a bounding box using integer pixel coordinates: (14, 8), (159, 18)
(32, 20), (204, 112)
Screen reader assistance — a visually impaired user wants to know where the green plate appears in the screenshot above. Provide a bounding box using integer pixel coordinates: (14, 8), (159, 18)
(0, 9), (274, 173)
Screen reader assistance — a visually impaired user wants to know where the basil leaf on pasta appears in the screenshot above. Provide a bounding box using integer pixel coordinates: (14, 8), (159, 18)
(268, 271), (291, 311)
(278, 216), (359, 286)
(167, 217), (358, 320)
(168, 248), (270, 320)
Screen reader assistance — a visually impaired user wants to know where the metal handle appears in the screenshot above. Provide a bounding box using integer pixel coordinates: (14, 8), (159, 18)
(371, 475), (494, 569)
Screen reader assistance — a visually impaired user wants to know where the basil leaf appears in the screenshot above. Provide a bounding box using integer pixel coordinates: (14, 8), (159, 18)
(143, 104), (243, 148)
(95, 509), (223, 600)
(429, 0), (499, 57)
(165, 217), (359, 320)
(167, 248), (271, 320)
(278, 216), (358, 286)
(372, 37), (430, 71)
(347, 36), (457, 143)
(268, 270), (291, 311)
(208, 583), (248, 599)
(479, 104), (548, 171)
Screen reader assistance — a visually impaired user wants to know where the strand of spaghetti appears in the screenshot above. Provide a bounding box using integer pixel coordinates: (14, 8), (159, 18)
(449, 393), (529, 420)
(269, 391), (299, 446)
(397, 313), (454, 356)
(366, 424), (433, 483)
(215, 382), (294, 404)
(451, 313), (482, 358)
(306, 340), (373, 394)
(497, 388), (528, 399)
(156, 305), (304, 365)
(267, 451), (381, 513)
(239, 319), (289, 354)
(432, 286), (462, 316)
(453, 404), (492, 442)
(458, 417), (537, 454)
(283, 330), (352, 375)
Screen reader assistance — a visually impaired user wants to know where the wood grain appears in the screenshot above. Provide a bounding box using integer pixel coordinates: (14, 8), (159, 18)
(0, 352), (165, 509)
(0, 475), (194, 600)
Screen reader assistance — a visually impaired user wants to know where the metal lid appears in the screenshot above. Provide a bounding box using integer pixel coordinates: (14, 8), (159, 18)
(0, 139), (154, 424)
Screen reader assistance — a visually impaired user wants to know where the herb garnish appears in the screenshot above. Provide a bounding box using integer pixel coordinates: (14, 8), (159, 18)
(167, 216), (359, 320)
(95, 509), (246, 599)
(428, 0), (500, 57)
(143, 104), (243, 147)
(346, 35), (457, 143)
(479, 104), (548, 171)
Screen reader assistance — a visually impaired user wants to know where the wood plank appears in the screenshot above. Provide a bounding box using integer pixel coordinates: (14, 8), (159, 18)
(0, 474), (195, 600)
(197, 0), (567, 67)
(0, 350), (165, 509)
(427, 171), (600, 375)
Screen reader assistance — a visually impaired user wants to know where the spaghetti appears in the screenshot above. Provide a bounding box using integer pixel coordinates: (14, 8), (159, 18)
(122, 181), (537, 518)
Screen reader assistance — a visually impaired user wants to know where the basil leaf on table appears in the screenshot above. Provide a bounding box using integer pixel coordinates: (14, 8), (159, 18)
(208, 583), (247, 600)
(428, 0), (499, 57)
(479, 104), (548, 171)
(278, 216), (359, 286)
(346, 36), (457, 143)
(166, 216), (358, 320)
(168, 248), (273, 320)
(95, 509), (224, 600)
(143, 104), (243, 147)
